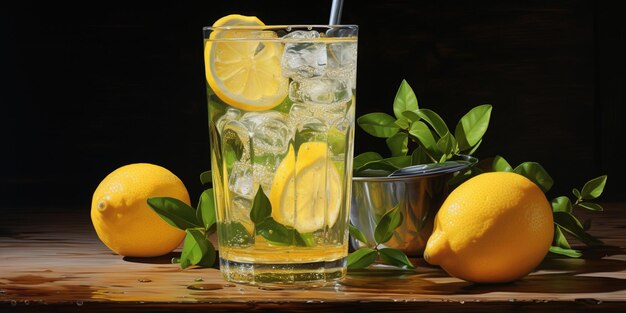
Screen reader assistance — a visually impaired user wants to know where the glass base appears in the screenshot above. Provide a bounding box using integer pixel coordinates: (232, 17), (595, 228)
(219, 257), (347, 287)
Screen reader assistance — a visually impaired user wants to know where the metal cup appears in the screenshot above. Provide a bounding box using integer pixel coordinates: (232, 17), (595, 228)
(350, 158), (473, 257)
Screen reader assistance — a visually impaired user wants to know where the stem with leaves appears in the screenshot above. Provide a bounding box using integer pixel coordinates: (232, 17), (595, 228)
(492, 156), (607, 258)
(347, 206), (415, 270)
(146, 171), (218, 269)
(354, 79), (492, 177)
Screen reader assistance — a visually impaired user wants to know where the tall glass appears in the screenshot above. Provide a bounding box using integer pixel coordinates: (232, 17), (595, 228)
(203, 25), (358, 285)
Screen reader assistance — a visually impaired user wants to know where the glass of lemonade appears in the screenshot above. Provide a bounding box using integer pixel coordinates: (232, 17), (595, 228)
(203, 20), (358, 286)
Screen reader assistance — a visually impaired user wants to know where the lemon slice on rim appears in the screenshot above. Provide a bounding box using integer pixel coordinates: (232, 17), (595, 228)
(269, 142), (342, 233)
(204, 14), (288, 111)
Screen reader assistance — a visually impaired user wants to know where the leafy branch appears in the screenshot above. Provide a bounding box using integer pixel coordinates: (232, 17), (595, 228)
(354, 79), (492, 176)
(492, 156), (607, 258)
(146, 171), (217, 269)
(347, 206), (415, 270)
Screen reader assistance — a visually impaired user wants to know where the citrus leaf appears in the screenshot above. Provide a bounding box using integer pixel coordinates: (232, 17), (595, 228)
(408, 121), (437, 152)
(358, 113), (400, 138)
(572, 188), (582, 200)
(197, 189), (217, 230)
(553, 211), (603, 246)
(551, 196), (573, 213)
(374, 206), (403, 244)
(580, 175), (608, 200)
(187, 229), (216, 267)
(577, 202), (604, 211)
(393, 80), (418, 119)
(180, 231), (200, 269)
(394, 117), (410, 130)
(347, 247), (377, 270)
(454, 104), (492, 151)
(353, 152), (383, 171)
(147, 197), (201, 230)
(255, 218), (313, 247)
(250, 187), (271, 224)
(200, 170), (212, 185)
(416, 108), (449, 137)
(467, 138), (482, 155)
(219, 222), (252, 246)
(411, 145), (432, 165)
(492, 155), (513, 172)
(386, 132), (409, 157)
(349, 224), (369, 245)
(513, 162), (554, 192)
(553, 225), (571, 249)
(402, 111), (420, 122)
(379, 248), (415, 269)
(435, 132), (457, 162)
(549, 246), (582, 258)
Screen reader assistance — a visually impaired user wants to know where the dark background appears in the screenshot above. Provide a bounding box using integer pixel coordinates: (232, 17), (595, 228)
(1, 0), (624, 210)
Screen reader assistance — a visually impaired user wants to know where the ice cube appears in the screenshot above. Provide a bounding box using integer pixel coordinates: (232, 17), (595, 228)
(240, 111), (292, 156)
(326, 41), (358, 87)
(216, 108), (242, 135)
(290, 79), (352, 105)
(228, 161), (256, 199)
(281, 30), (327, 79)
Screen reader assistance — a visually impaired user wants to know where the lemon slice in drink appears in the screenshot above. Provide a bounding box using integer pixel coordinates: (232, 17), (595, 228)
(204, 14), (288, 111)
(269, 142), (342, 233)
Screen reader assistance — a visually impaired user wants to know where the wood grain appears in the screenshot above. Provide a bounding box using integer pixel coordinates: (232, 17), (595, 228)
(1, 204), (625, 311)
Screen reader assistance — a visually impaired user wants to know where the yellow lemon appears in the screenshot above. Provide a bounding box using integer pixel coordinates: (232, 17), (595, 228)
(204, 14), (288, 111)
(424, 172), (554, 283)
(269, 142), (341, 233)
(91, 163), (190, 257)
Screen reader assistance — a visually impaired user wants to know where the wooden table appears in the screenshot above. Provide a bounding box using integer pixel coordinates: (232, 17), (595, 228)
(1, 204), (625, 312)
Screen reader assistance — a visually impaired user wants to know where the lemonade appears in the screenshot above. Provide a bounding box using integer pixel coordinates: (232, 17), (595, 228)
(204, 16), (358, 285)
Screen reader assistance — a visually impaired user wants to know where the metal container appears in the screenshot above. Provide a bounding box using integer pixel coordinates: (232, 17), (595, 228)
(350, 159), (473, 257)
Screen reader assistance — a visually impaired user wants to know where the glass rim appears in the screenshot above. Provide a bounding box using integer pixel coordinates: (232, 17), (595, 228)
(203, 24), (358, 31)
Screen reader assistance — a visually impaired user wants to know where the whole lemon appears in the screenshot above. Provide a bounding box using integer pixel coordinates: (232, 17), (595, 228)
(424, 172), (553, 283)
(91, 163), (190, 257)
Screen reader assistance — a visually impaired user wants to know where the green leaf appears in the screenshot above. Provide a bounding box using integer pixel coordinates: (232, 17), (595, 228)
(147, 197), (202, 230)
(551, 196), (572, 213)
(572, 188), (582, 200)
(411, 146), (431, 165)
(386, 132), (409, 157)
(358, 113), (400, 138)
(250, 187), (271, 224)
(393, 79), (418, 119)
(374, 206), (403, 244)
(197, 189), (217, 230)
(402, 111), (420, 122)
(580, 175), (608, 200)
(180, 232), (201, 269)
(549, 246), (582, 258)
(187, 229), (216, 267)
(353, 152), (383, 170)
(435, 132), (457, 162)
(492, 155), (513, 172)
(347, 247), (377, 270)
(467, 139), (482, 155)
(416, 109), (449, 137)
(513, 162), (554, 192)
(394, 118), (410, 130)
(408, 121), (437, 152)
(255, 217), (313, 247)
(378, 248), (415, 269)
(297, 232), (316, 247)
(349, 224), (369, 245)
(553, 225), (571, 249)
(577, 202), (604, 211)
(200, 170), (212, 185)
(454, 104), (492, 151)
(553, 211), (603, 246)
(380, 156), (412, 169)
(180, 229), (216, 268)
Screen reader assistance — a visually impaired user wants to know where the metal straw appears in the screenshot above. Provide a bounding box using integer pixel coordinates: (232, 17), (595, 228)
(329, 0), (344, 25)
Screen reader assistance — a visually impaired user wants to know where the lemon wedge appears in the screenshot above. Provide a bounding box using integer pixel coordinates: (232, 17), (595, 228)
(269, 142), (342, 233)
(204, 14), (288, 111)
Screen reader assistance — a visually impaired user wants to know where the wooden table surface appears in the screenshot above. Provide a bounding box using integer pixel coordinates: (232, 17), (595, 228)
(1, 204), (625, 312)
